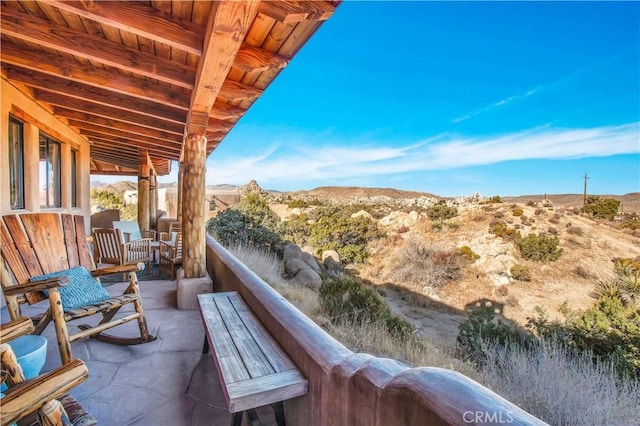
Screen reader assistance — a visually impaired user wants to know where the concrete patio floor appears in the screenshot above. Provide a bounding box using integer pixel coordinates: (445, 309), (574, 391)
(1, 278), (277, 426)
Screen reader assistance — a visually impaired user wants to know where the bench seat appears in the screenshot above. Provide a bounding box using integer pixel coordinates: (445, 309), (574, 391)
(198, 292), (308, 425)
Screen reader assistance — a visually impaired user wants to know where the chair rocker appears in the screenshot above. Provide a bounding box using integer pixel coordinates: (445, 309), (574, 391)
(0, 213), (156, 365)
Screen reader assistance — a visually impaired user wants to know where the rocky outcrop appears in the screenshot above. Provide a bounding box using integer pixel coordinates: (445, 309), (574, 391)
(463, 233), (518, 286)
(283, 243), (323, 288)
(379, 211), (420, 229)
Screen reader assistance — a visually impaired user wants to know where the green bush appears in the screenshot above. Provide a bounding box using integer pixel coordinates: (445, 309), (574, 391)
(309, 209), (384, 264)
(457, 245), (480, 262)
(319, 274), (413, 340)
(510, 264), (532, 282)
(585, 196), (620, 221)
(426, 203), (458, 221)
(512, 208), (523, 217)
(457, 305), (524, 364)
(287, 199), (309, 209)
(515, 233), (562, 262)
(206, 194), (282, 252)
(488, 221), (519, 241)
(90, 188), (122, 209)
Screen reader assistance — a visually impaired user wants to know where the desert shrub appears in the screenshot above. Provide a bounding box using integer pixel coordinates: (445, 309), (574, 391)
(426, 202), (458, 221)
(390, 236), (460, 288)
(446, 219), (460, 231)
(431, 222), (443, 232)
(90, 188), (122, 209)
(457, 245), (480, 262)
(480, 195), (502, 204)
(279, 213), (311, 245)
(319, 273), (413, 340)
(120, 204), (137, 220)
(515, 233), (562, 262)
(585, 196), (620, 221)
(510, 263), (532, 282)
(548, 216), (560, 224)
(619, 219), (640, 230)
(456, 305), (523, 364)
(479, 339), (640, 425)
(287, 199), (308, 209)
(512, 208), (523, 217)
(534, 208), (544, 216)
(526, 200), (536, 207)
(493, 210), (505, 219)
(548, 227), (559, 235)
(567, 225), (584, 236)
(575, 265), (591, 278)
(309, 210), (384, 264)
(206, 201), (282, 252)
(488, 221), (519, 241)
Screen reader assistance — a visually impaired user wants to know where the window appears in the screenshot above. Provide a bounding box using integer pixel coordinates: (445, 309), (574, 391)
(39, 134), (61, 208)
(8, 116), (25, 209)
(71, 149), (78, 207)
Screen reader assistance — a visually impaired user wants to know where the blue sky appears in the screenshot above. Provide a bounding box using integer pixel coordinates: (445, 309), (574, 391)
(114, 1), (639, 197)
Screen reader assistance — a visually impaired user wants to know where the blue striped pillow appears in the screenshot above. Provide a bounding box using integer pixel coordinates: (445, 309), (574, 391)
(30, 267), (110, 311)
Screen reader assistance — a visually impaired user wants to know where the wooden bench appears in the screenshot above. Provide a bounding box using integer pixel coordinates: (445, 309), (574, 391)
(197, 292), (308, 426)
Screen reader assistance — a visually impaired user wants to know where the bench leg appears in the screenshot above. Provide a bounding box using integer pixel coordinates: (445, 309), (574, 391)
(272, 402), (286, 426)
(230, 412), (243, 426)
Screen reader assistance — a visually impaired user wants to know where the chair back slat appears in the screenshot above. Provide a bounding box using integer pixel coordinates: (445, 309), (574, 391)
(0, 219), (34, 285)
(2, 215), (44, 279)
(74, 216), (94, 270)
(93, 228), (122, 264)
(62, 214), (80, 268)
(21, 213), (69, 274)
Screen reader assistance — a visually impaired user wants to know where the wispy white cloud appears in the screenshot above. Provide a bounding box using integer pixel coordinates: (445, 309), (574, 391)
(206, 122), (640, 187)
(452, 86), (542, 123)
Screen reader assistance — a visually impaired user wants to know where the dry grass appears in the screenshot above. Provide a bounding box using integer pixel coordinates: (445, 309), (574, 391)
(479, 340), (640, 425)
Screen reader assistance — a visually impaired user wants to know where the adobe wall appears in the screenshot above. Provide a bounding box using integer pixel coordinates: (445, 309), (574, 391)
(205, 237), (546, 426)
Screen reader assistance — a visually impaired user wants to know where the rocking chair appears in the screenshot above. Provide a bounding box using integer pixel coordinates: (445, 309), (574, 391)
(0, 213), (156, 365)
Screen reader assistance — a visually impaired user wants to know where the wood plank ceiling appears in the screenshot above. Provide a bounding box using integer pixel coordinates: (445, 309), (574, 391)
(1, 0), (339, 176)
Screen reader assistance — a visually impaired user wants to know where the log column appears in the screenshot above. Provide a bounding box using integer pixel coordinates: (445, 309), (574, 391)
(176, 160), (184, 222)
(137, 150), (150, 232)
(182, 135), (207, 278)
(149, 172), (157, 229)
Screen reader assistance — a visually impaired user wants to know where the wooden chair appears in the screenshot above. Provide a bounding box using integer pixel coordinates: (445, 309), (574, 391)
(159, 232), (182, 280)
(0, 213), (156, 366)
(1, 317), (94, 426)
(113, 221), (158, 266)
(93, 227), (150, 280)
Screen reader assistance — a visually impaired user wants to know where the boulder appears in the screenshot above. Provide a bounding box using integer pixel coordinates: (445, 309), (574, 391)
(283, 243), (303, 261)
(301, 251), (322, 273)
(322, 250), (340, 264)
(291, 268), (322, 289)
(285, 258), (308, 277)
(351, 210), (373, 220)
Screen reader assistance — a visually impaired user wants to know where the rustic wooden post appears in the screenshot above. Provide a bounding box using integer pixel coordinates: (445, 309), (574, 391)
(137, 150), (150, 232)
(182, 134), (207, 278)
(177, 160), (184, 222)
(149, 172), (157, 229)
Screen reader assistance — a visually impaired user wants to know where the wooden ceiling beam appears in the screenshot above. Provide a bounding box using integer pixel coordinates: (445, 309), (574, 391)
(68, 119), (183, 146)
(3, 64), (187, 125)
(217, 80), (263, 104)
(234, 44), (289, 73)
(53, 107), (184, 137)
(187, 1), (260, 135)
(46, 0), (205, 56)
(1, 45), (190, 109)
(83, 131), (182, 158)
(209, 101), (247, 122)
(1, 7), (195, 88)
(258, 1), (335, 24)
(207, 117), (234, 133)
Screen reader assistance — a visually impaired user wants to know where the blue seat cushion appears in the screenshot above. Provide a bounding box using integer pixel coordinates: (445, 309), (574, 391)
(30, 266), (110, 311)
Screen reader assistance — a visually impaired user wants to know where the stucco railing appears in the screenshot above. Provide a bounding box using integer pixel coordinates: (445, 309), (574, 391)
(206, 236), (546, 425)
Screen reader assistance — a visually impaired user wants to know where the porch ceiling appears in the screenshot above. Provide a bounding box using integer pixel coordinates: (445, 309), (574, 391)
(0, 0), (339, 176)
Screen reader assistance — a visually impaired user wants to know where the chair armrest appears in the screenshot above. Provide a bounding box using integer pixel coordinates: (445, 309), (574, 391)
(2, 276), (69, 296)
(142, 230), (157, 240)
(0, 359), (88, 425)
(91, 264), (140, 277)
(0, 317), (34, 344)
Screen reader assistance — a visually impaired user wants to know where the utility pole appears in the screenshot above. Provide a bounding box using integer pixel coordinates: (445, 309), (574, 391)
(582, 173), (589, 213)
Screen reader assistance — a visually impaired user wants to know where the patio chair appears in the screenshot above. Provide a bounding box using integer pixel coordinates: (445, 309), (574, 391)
(159, 232), (182, 280)
(1, 317), (94, 426)
(93, 227), (150, 280)
(0, 213), (156, 366)
(113, 220), (159, 266)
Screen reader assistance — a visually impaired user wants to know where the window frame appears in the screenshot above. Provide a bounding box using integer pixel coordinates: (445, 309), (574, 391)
(8, 115), (25, 210)
(39, 133), (62, 208)
(71, 149), (78, 208)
